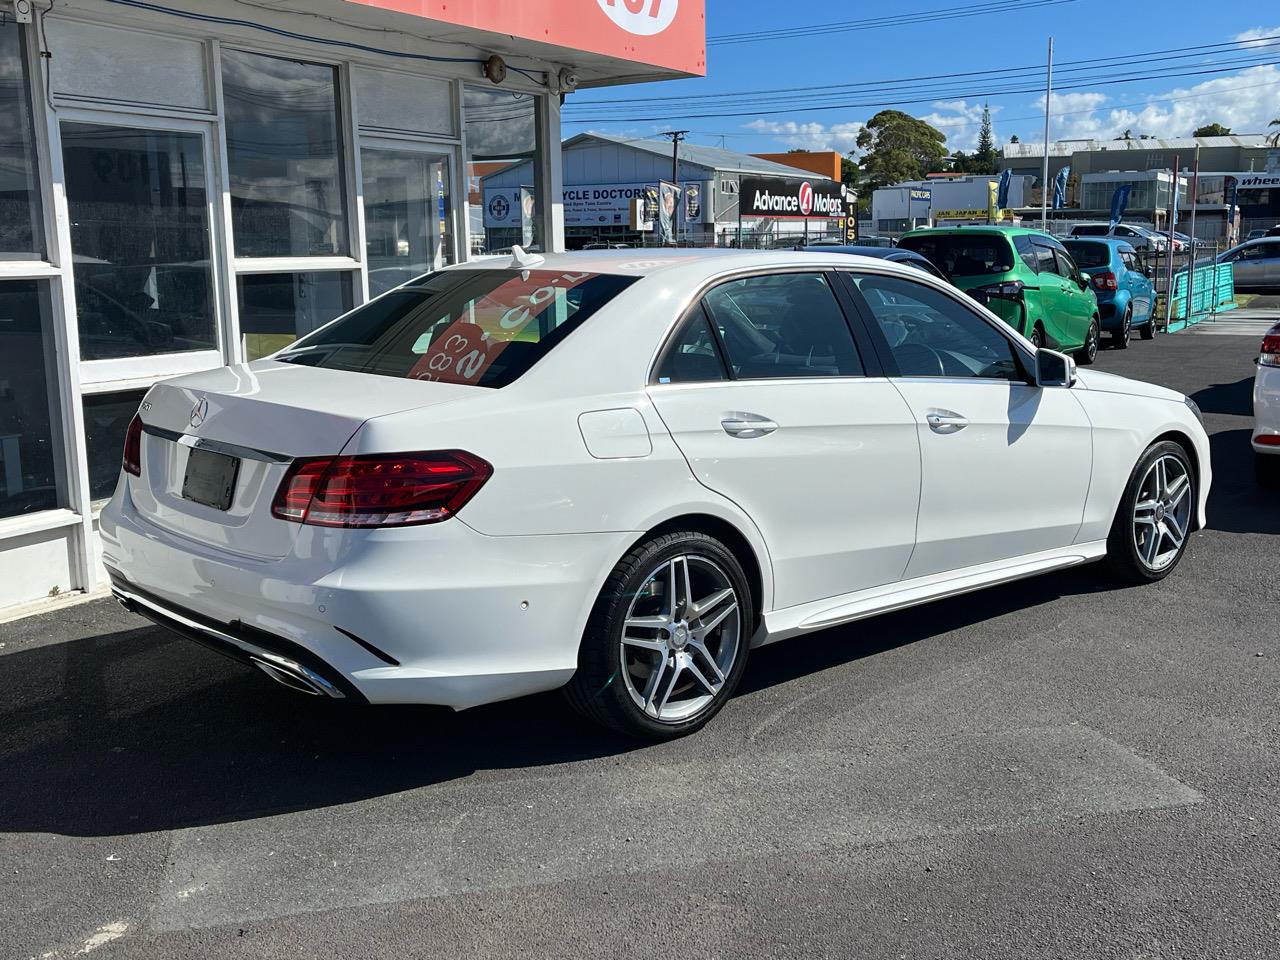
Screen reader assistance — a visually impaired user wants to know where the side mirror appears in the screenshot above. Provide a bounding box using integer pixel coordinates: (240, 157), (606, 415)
(1035, 348), (1076, 388)
(1077, 271), (1091, 290)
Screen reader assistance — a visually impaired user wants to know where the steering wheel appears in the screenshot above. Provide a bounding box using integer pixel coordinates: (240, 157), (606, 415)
(892, 343), (947, 377)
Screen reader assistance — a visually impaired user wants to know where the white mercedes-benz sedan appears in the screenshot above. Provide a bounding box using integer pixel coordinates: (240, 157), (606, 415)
(101, 249), (1211, 738)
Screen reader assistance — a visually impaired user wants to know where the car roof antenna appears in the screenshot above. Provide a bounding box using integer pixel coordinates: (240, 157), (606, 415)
(510, 245), (545, 270)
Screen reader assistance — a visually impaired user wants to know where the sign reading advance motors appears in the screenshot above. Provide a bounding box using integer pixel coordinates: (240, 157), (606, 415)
(739, 176), (848, 220)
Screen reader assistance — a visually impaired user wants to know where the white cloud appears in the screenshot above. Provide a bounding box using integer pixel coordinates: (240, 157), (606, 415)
(1033, 64), (1280, 142)
(917, 100), (994, 151)
(1234, 26), (1280, 47)
(743, 119), (866, 155)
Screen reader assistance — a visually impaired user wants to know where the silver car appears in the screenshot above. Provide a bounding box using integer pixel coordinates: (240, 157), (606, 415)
(1218, 238), (1280, 290)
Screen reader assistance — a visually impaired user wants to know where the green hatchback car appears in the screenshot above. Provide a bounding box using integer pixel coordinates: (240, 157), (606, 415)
(898, 226), (1101, 364)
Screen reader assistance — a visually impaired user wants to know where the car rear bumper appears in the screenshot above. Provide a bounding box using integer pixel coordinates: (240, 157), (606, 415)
(100, 483), (634, 709)
(1256, 364), (1280, 453)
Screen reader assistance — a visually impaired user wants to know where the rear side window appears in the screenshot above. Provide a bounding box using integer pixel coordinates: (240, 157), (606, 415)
(276, 269), (637, 388)
(1032, 242), (1059, 276)
(655, 307), (728, 383)
(897, 234), (1014, 277)
(701, 272), (863, 379)
(1013, 234), (1040, 272)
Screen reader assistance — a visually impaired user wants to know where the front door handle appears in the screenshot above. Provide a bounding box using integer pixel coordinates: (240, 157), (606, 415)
(926, 410), (968, 434)
(721, 414), (778, 438)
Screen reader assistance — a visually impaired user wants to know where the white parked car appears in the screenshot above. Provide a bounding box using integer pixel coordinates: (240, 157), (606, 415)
(1255, 321), (1280, 486)
(101, 250), (1212, 738)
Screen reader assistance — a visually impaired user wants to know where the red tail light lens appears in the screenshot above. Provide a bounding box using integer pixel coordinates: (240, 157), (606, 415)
(123, 415), (143, 476)
(1092, 271), (1119, 291)
(1261, 327), (1280, 368)
(271, 451), (492, 527)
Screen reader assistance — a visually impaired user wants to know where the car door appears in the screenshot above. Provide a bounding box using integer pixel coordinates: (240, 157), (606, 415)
(1050, 242), (1095, 347)
(842, 271), (1092, 579)
(1030, 240), (1078, 349)
(647, 270), (922, 610)
(1224, 242), (1266, 286)
(1120, 247), (1153, 320)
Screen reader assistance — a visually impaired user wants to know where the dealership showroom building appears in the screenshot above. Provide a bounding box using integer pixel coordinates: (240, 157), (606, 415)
(0, 0), (705, 611)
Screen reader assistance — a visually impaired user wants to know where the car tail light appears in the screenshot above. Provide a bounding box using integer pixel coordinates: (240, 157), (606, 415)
(976, 279), (1025, 301)
(1258, 435), (1280, 447)
(123, 415), (143, 476)
(1261, 327), (1280, 368)
(1092, 271), (1119, 291)
(271, 451), (492, 527)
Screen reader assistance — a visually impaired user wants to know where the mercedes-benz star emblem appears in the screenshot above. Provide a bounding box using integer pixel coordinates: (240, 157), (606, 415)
(189, 397), (209, 429)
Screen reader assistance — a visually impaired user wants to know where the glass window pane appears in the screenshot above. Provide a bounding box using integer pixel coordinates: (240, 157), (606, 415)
(655, 309), (727, 384)
(84, 390), (146, 504)
(62, 122), (217, 361)
(222, 50), (348, 257)
(0, 23), (45, 259)
(238, 272), (353, 361)
(277, 269), (637, 388)
(853, 274), (1021, 381)
(702, 273), (862, 379)
(362, 148), (454, 297)
(465, 86), (542, 256)
(0, 281), (61, 516)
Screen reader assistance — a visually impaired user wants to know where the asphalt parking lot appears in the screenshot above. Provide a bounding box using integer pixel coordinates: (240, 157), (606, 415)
(4, 325), (1278, 960)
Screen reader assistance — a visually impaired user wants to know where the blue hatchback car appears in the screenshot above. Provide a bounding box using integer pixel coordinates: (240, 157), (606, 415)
(1060, 237), (1155, 347)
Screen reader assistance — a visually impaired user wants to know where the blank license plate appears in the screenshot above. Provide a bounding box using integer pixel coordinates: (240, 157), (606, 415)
(182, 447), (240, 511)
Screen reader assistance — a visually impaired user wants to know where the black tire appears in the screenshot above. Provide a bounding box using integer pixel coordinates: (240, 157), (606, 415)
(1104, 440), (1195, 585)
(1139, 315), (1157, 340)
(1029, 324), (1045, 349)
(564, 530), (754, 739)
(1257, 452), (1280, 488)
(1076, 318), (1100, 365)
(1112, 307), (1132, 349)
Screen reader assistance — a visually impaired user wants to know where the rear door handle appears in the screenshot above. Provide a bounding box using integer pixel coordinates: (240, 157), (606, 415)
(926, 410), (968, 433)
(721, 414), (778, 438)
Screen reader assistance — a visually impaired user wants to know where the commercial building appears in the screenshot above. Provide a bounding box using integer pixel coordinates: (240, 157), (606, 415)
(0, 0), (705, 612)
(1000, 135), (1280, 237)
(871, 175), (1033, 234)
(483, 133), (846, 248)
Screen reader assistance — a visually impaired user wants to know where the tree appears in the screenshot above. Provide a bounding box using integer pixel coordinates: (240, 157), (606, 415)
(973, 104), (998, 173)
(840, 155), (861, 187)
(1010, 134), (1021, 144)
(1269, 118), (1280, 148)
(1122, 129), (1133, 140)
(854, 110), (948, 191)
(1193, 122), (1231, 137)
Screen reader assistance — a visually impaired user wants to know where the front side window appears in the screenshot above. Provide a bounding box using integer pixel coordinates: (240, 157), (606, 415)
(700, 273), (862, 379)
(1053, 245), (1082, 283)
(1032, 242), (1060, 276)
(0, 22), (44, 259)
(222, 50), (348, 258)
(852, 274), (1022, 381)
(277, 269), (636, 388)
(62, 123), (217, 361)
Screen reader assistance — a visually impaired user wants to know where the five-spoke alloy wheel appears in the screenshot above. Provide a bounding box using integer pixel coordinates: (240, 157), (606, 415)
(566, 531), (753, 738)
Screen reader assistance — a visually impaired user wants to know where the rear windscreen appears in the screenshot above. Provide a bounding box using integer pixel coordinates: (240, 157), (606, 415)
(275, 269), (637, 388)
(897, 235), (1014, 277)
(1061, 241), (1110, 269)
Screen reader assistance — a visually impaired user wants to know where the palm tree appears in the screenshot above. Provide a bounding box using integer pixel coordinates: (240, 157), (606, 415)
(1270, 119), (1280, 147)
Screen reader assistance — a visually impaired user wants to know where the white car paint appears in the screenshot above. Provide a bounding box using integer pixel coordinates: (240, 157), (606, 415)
(1255, 322), (1280, 456)
(99, 250), (1212, 712)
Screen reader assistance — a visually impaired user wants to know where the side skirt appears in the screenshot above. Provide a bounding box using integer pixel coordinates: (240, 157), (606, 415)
(757, 540), (1108, 646)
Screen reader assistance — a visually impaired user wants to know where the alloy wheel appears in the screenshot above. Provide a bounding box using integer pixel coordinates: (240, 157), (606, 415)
(1132, 454), (1192, 572)
(1084, 321), (1099, 363)
(619, 555), (741, 724)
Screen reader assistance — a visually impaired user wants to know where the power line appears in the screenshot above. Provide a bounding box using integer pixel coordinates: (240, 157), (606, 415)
(707, 0), (1077, 46)
(568, 34), (1280, 108)
(564, 57), (1280, 123)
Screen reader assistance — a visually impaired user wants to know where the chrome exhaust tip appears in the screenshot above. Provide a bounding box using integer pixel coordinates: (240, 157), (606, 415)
(250, 656), (327, 697)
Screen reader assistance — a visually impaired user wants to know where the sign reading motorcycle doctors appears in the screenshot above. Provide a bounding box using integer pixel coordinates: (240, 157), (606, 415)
(739, 176), (849, 220)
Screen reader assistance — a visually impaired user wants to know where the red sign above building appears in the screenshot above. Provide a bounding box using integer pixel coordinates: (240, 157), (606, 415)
(344, 0), (706, 76)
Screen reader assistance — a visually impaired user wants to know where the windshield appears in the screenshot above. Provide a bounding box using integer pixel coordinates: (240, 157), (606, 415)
(897, 234), (1014, 277)
(276, 269), (637, 388)
(1061, 241), (1111, 269)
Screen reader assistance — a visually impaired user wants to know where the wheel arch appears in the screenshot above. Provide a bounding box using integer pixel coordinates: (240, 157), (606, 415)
(628, 513), (768, 631)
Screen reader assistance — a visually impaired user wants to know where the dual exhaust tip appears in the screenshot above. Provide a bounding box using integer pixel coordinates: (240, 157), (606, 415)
(250, 656), (330, 697)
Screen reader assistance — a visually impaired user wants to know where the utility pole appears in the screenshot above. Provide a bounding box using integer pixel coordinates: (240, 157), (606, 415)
(659, 130), (687, 245)
(1041, 36), (1053, 231)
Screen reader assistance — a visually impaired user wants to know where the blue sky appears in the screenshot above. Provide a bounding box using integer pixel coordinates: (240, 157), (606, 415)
(565, 0), (1280, 156)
